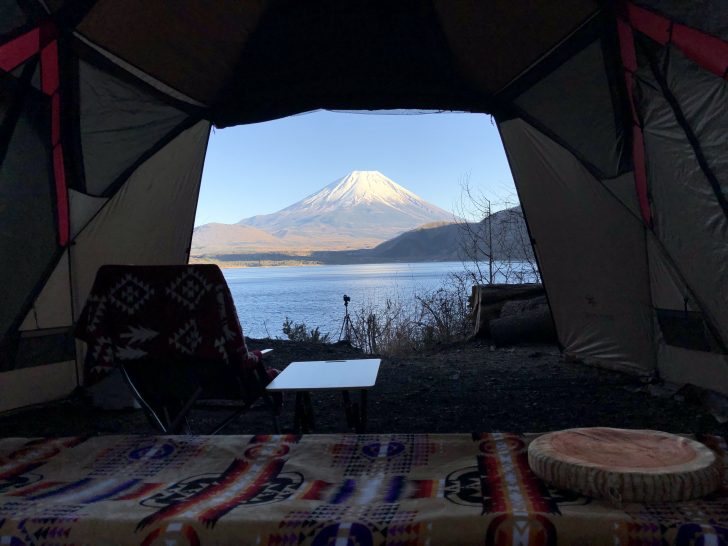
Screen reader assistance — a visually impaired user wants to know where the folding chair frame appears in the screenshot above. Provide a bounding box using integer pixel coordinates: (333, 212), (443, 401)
(118, 357), (279, 435)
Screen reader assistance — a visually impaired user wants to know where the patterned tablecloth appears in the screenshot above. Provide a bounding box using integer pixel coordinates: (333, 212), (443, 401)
(0, 433), (726, 545)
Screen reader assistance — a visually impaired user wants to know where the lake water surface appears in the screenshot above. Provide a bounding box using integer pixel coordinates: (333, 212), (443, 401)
(224, 262), (466, 339)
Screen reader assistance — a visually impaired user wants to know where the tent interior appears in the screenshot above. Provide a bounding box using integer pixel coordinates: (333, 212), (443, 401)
(2, 0), (728, 414)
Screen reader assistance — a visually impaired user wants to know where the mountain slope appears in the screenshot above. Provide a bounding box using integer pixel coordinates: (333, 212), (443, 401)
(193, 207), (533, 266)
(237, 171), (453, 246)
(191, 223), (287, 253)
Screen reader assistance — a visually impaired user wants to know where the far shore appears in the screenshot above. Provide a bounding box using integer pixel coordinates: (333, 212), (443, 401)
(188, 256), (465, 269)
(189, 258), (325, 268)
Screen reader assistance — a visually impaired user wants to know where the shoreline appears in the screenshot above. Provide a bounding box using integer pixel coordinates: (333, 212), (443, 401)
(189, 257), (482, 269)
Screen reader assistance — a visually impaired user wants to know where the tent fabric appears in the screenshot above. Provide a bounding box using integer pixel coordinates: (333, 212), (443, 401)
(76, 0), (266, 106)
(19, 249), (72, 332)
(0, 1), (29, 36)
(75, 60), (192, 196)
(510, 37), (628, 179)
(1, 1), (728, 410)
(69, 120), (210, 327)
(632, 0), (728, 45)
(498, 118), (655, 375)
(636, 43), (728, 348)
(0, 64), (59, 370)
(0, 360), (76, 413)
(72, 0), (602, 126)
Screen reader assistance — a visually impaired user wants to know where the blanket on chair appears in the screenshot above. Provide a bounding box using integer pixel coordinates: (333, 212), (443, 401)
(0, 433), (726, 545)
(75, 264), (257, 386)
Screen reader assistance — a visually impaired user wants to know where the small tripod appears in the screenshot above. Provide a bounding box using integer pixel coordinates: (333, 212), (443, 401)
(338, 294), (354, 342)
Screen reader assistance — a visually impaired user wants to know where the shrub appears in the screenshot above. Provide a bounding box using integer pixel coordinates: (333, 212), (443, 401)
(282, 317), (331, 343)
(346, 275), (472, 356)
(278, 273), (476, 356)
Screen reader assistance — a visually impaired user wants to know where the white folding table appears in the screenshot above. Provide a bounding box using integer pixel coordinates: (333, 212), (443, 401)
(266, 358), (381, 433)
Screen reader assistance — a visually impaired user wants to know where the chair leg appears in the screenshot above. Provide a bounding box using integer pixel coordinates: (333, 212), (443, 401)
(209, 406), (249, 435)
(119, 365), (169, 433)
(168, 387), (203, 433)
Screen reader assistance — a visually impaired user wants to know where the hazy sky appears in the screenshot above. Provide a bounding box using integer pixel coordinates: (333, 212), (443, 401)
(194, 110), (516, 226)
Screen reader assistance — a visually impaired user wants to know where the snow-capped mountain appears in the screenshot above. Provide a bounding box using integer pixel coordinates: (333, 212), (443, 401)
(237, 171), (453, 247)
(290, 170), (449, 215)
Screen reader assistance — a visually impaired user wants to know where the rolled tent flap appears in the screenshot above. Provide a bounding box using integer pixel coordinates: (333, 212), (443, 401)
(499, 118), (655, 375)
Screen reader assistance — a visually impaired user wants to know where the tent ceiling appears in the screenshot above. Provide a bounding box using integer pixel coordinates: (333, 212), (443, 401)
(73, 0), (599, 127)
(77, 0), (266, 106)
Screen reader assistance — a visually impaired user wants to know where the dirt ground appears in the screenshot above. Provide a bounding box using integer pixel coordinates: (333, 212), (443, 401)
(1, 338), (727, 438)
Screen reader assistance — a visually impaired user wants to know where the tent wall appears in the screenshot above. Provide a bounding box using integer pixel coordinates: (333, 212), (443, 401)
(0, 360), (76, 413)
(74, 59), (193, 196)
(636, 45), (728, 346)
(499, 119), (655, 375)
(0, 65), (60, 367)
(1, 121), (209, 409)
(19, 250), (72, 332)
(630, 40), (728, 393)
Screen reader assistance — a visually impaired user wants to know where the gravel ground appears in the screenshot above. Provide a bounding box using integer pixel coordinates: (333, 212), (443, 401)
(1, 339), (726, 438)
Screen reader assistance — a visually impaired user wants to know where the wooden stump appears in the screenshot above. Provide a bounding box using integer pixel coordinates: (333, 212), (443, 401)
(528, 427), (722, 504)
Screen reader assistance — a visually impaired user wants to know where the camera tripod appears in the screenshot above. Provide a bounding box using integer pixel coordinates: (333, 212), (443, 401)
(338, 294), (354, 342)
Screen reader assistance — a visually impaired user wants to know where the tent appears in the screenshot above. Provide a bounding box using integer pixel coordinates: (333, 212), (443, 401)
(2, 1), (727, 412)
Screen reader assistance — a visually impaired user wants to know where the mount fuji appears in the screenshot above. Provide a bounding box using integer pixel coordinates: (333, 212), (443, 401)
(239, 171), (453, 246)
(192, 171), (454, 253)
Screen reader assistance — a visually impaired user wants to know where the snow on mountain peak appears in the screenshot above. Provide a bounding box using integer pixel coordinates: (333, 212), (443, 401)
(298, 170), (431, 211)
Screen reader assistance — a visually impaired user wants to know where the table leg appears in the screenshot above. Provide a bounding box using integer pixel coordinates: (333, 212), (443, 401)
(358, 390), (367, 433)
(342, 391), (354, 428)
(302, 392), (315, 431)
(294, 392), (304, 433)
(294, 392), (315, 433)
(342, 390), (368, 433)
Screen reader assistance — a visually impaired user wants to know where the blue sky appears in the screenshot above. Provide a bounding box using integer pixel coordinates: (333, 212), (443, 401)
(194, 110), (516, 226)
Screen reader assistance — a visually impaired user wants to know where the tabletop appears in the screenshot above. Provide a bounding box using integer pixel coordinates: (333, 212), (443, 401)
(266, 358), (381, 391)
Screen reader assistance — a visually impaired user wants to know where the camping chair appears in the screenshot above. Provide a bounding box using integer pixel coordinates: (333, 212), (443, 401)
(75, 264), (279, 434)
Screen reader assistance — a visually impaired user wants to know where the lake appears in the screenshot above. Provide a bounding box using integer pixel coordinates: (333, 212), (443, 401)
(224, 262), (469, 339)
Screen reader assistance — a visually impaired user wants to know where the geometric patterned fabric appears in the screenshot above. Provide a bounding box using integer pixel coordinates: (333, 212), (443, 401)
(75, 264), (256, 386)
(0, 433), (725, 545)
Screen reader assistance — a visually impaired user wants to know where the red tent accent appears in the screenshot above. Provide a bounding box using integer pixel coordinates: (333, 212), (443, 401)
(0, 27), (39, 72)
(627, 2), (728, 80)
(0, 24), (69, 247)
(617, 15), (651, 226)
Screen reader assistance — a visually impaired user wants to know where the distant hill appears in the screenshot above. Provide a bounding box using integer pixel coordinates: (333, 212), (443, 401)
(193, 207), (533, 266)
(314, 207), (532, 264)
(191, 171), (453, 253)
